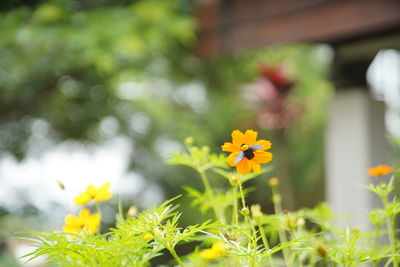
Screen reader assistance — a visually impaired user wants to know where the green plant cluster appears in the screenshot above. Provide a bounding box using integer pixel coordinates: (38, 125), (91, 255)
(23, 138), (400, 266)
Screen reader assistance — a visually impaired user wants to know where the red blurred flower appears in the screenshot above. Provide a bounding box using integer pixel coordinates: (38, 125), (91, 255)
(259, 64), (293, 91)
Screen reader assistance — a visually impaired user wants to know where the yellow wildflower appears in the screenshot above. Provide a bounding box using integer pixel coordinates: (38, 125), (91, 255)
(200, 248), (220, 260)
(74, 182), (112, 205)
(222, 130), (272, 174)
(143, 233), (154, 241)
(62, 208), (101, 234)
(200, 241), (227, 260)
(211, 241), (226, 254)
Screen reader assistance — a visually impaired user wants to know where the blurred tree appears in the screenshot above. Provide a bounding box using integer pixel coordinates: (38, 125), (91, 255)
(0, 0), (333, 217)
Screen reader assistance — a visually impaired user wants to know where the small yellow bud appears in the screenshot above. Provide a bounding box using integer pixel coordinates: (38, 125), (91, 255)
(230, 176), (239, 185)
(316, 244), (328, 257)
(287, 217), (296, 229)
(184, 137), (194, 146)
(127, 206), (138, 217)
(143, 233), (153, 241)
(268, 177), (279, 187)
(240, 207), (250, 216)
(57, 180), (65, 190)
(251, 204), (263, 219)
(297, 218), (305, 227)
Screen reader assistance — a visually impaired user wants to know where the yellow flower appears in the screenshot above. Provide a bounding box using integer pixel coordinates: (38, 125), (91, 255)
(200, 241), (227, 260)
(368, 165), (393, 176)
(211, 241), (226, 254)
(222, 130), (273, 174)
(74, 182), (112, 205)
(62, 209), (101, 234)
(143, 233), (154, 241)
(200, 248), (220, 260)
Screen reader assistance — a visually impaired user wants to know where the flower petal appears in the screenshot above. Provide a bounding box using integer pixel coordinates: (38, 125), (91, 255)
(249, 160), (261, 173)
(94, 183), (112, 202)
(65, 214), (80, 226)
(63, 224), (81, 234)
(253, 151), (273, 163)
(200, 248), (219, 260)
(85, 213), (101, 234)
(86, 185), (97, 197)
(74, 192), (92, 206)
(243, 130), (257, 145)
(236, 159), (251, 174)
(227, 152), (240, 166)
(221, 142), (240, 152)
(79, 208), (91, 220)
(231, 130), (245, 146)
(255, 140), (271, 150)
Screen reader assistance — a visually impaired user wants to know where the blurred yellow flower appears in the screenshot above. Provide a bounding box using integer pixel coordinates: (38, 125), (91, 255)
(74, 182), (112, 205)
(62, 209), (101, 234)
(143, 233), (154, 241)
(200, 241), (227, 260)
(222, 130), (272, 174)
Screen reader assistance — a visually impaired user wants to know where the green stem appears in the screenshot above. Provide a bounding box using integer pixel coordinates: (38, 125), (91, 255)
(381, 197), (397, 267)
(257, 219), (275, 267)
(232, 185), (239, 225)
(95, 202), (101, 215)
(246, 216), (258, 267)
(169, 247), (184, 267)
(199, 170), (213, 196)
(238, 178), (246, 208)
(271, 186), (291, 267)
(237, 176), (258, 266)
(198, 170), (226, 223)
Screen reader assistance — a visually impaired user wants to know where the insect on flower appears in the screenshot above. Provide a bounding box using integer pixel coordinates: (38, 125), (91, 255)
(222, 130), (272, 174)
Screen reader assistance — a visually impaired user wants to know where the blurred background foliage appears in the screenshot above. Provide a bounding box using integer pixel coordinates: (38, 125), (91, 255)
(0, 0), (333, 265)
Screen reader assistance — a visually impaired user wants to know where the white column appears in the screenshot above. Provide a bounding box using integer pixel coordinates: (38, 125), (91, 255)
(325, 89), (388, 229)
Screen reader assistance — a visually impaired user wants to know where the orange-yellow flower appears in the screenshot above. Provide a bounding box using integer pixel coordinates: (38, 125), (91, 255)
(62, 208), (101, 234)
(222, 130), (272, 174)
(143, 233), (154, 241)
(200, 241), (227, 260)
(74, 182), (112, 205)
(368, 165), (393, 176)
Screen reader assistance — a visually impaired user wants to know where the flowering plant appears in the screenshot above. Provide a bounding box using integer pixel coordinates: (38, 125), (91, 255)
(22, 131), (400, 267)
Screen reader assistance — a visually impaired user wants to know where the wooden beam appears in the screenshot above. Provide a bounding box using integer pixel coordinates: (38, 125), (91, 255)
(196, 0), (400, 56)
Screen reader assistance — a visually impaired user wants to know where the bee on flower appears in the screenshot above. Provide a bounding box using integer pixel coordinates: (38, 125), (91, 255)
(74, 182), (112, 206)
(63, 208), (101, 234)
(222, 130), (272, 174)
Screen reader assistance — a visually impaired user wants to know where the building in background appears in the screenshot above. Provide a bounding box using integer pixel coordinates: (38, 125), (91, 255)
(196, 0), (400, 228)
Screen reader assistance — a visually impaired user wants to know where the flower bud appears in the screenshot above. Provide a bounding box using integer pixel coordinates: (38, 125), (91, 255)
(230, 176), (239, 186)
(240, 207), (250, 216)
(286, 217), (296, 229)
(251, 204), (263, 219)
(316, 244), (328, 257)
(57, 180), (65, 190)
(296, 218), (305, 227)
(268, 177), (279, 187)
(127, 206), (138, 217)
(184, 137), (194, 147)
